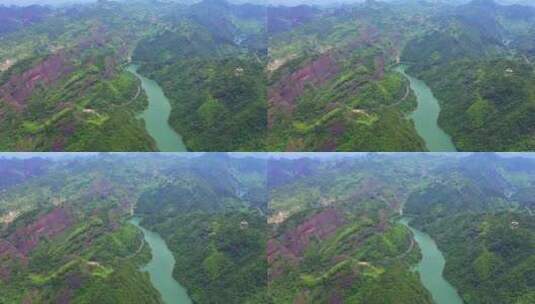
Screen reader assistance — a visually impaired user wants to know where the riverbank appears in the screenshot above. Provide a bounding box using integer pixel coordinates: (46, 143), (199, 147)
(126, 64), (187, 152)
(399, 217), (463, 304)
(394, 65), (457, 152)
(130, 218), (192, 304)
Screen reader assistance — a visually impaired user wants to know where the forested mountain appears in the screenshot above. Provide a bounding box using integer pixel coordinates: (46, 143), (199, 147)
(133, 0), (268, 151)
(0, 153), (533, 303)
(1, 0), (533, 151)
(268, 0), (535, 151)
(0, 1), (162, 151)
(0, 0), (267, 152)
(402, 0), (535, 151)
(267, 153), (535, 303)
(0, 153), (268, 303)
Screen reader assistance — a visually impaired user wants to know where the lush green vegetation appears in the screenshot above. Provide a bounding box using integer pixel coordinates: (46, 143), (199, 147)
(0, 206), (162, 304)
(269, 205), (432, 303)
(413, 213), (535, 304)
(267, 2), (432, 151)
(0, 1), (165, 151)
(0, 153), (268, 303)
(268, 0), (535, 151)
(140, 211), (268, 304)
(268, 152), (535, 303)
(1, 0), (534, 151)
(133, 0), (267, 151)
(1, 153), (534, 303)
(401, 0), (535, 151)
(405, 59), (535, 151)
(133, 153), (268, 303)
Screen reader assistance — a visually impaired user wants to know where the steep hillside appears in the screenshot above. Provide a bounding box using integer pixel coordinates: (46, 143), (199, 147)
(0, 1), (162, 151)
(402, 0), (535, 150)
(414, 213), (535, 304)
(0, 153), (269, 303)
(133, 0), (268, 151)
(267, 2), (433, 151)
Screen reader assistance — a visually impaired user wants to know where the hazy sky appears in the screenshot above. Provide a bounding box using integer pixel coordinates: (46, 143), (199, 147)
(0, 0), (385, 6)
(0, 0), (95, 5)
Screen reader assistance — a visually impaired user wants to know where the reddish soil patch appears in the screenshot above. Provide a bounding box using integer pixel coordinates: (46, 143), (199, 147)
(373, 55), (385, 80)
(268, 208), (345, 280)
(267, 208), (344, 263)
(9, 207), (73, 255)
(0, 52), (73, 111)
(281, 208), (345, 257)
(0, 239), (28, 282)
(268, 53), (339, 126)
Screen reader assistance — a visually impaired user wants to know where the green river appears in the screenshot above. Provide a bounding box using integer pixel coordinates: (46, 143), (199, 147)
(394, 65), (457, 152)
(130, 218), (192, 304)
(399, 218), (464, 304)
(126, 65), (187, 152)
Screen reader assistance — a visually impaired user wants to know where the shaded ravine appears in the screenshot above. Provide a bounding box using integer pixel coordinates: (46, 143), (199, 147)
(126, 64), (187, 152)
(130, 218), (192, 304)
(394, 65), (457, 152)
(399, 217), (464, 304)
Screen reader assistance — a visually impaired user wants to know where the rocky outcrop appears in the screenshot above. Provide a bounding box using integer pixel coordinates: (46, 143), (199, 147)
(269, 54), (339, 126)
(0, 52), (73, 110)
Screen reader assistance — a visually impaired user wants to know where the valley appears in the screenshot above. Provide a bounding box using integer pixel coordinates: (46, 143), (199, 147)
(0, 153), (269, 303)
(0, 0), (267, 152)
(0, 152), (534, 303)
(267, 0), (535, 151)
(399, 218), (463, 304)
(127, 65), (187, 152)
(395, 65), (456, 152)
(130, 218), (192, 304)
(0, 0), (533, 151)
(267, 152), (535, 303)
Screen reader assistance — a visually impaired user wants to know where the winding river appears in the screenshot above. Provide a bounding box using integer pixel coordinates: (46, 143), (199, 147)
(399, 218), (463, 304)
(130, 218), (192, 304)
(394, 65), (457, 152)
(126, 65), (187, 152)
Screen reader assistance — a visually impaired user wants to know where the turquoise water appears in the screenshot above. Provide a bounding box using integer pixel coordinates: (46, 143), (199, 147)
(395, 65), (457, 152)
(399, 218), (464, 304)
(126, 65), (187, 152)
(130, 218), (192, 304)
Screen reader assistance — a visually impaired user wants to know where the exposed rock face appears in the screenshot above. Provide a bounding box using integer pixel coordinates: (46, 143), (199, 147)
(8, 207), (73, 255)
(268, 53), (339, 126)
(0, 52), (73, 110)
